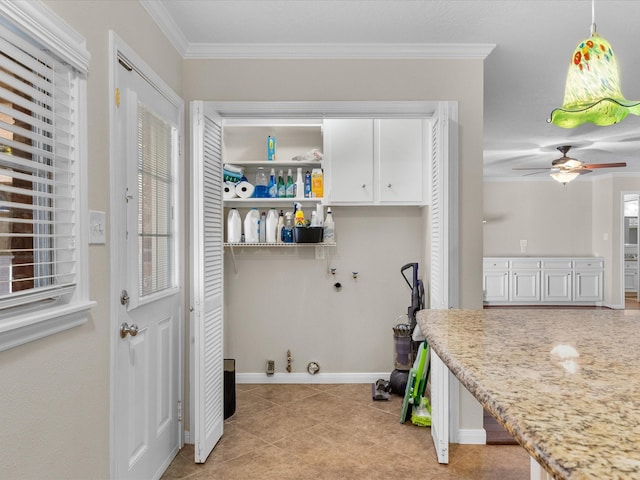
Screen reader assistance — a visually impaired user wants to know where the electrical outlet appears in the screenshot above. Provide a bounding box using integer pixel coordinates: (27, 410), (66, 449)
(266, 360), (275, 375)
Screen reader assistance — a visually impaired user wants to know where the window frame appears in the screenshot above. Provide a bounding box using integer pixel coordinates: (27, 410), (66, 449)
(0, 1), (94, 352)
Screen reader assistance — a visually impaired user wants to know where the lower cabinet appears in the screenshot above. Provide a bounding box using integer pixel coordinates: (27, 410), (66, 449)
(483, 257), (604, 306)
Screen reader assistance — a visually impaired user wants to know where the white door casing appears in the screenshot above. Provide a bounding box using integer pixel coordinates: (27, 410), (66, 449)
(110, 33), (184, 480)
(190, 101), (225, 463)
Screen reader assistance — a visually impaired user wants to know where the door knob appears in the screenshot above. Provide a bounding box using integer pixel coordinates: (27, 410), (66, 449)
(120, 322), (139, 338)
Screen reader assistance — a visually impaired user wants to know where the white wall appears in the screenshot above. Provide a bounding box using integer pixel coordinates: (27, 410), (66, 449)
(484, 179), (593, 256)
(0, 2), (182, 478)
(225, 206), (425, 375)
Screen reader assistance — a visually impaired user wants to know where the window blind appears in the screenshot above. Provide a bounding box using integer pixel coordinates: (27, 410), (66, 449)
(0, 21), (77, 307)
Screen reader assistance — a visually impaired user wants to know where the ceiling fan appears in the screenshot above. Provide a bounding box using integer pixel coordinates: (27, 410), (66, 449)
(513, 145), (627, 183)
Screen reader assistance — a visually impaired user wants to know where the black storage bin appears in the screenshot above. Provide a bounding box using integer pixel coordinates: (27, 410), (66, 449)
(294, 226), (323, 243)
(224, 358), (236, 420)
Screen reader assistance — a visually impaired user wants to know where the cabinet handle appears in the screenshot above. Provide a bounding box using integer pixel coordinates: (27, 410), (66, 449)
(362, 184), (366, 188)
(387, 183), (392, 188)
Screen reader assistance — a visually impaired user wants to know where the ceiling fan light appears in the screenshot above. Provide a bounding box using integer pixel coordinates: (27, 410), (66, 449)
(550, 171), (580, 184)
(562, 158), (583, 169)
(549, 33), (640, 128)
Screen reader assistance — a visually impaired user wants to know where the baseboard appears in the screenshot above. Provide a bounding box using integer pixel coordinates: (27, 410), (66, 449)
(457, 428), (487, 445)
(236, 372), (389, 384)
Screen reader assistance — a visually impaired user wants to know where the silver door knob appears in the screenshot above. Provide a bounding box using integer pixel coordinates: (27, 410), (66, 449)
(120, 322), (138, 338)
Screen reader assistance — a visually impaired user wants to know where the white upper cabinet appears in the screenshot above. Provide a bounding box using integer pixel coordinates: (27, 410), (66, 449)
(324, 119), (374, 203)
(324, 118), (426, 205)
(376, 119), (424, 203)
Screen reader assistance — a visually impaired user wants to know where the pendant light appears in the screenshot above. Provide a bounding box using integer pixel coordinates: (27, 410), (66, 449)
(550, 171), (580, 184)
(549, 1), (640, 128)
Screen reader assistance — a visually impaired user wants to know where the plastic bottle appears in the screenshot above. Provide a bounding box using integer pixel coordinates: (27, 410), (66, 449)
(268, 168), (277, 198)
(295, 208), (305, 227)
(285, 168), (294, 198)
(244, 208), (260, 243)
(311, 168), (323, 198)
(304, 170), (312, 198)
(310, 211), (318, 227)
(267, 136), (276, 161)
(282, 212), (294, 243)
(315, 204), (324, 227)
(259, 211), (266, 243)
(227, 208), (242, 243)
(276, 210), (285, 243)
(266, 208), (278, 243)
(277, 169), (285, 198)
(323, 207), (335, 243)
(295, 167), (304, 199)
(255, 167), (268, 198)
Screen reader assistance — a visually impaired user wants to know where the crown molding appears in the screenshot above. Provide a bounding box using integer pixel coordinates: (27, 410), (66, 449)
(138, 1), (495, 60)
(184, 42), (496, 60)
(139, 0), (189, 56)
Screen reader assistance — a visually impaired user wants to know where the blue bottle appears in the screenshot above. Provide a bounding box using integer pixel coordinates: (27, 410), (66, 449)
(268, 168), (277, 198)
(267, 136), (276, 161)
(304, 170), (312, 198)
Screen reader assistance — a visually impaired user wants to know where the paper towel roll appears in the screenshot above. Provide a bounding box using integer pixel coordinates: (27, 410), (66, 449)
(235, 181), (254, 199)
(223, 181), (238, 199)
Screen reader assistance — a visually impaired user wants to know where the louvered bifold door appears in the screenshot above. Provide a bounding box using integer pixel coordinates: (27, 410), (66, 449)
(191, 101), (224, 463)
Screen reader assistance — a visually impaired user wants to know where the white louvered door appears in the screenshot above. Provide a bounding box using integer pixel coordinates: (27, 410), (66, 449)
(429, 102), (459, 465)
(190, 101), (224, 463)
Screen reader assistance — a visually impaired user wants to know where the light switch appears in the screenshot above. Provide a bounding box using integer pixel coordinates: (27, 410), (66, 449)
(89, 210), (106, 244)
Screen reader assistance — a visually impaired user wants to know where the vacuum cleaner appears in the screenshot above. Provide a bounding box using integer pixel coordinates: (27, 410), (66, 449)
(372, 262), (425, 400)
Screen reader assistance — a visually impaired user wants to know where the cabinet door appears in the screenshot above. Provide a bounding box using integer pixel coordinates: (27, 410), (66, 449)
(542, 270), (572, 302)
(324, 119), (374, 203)
(574, 270), (603, 302)
(483, 270), (509, 302)
(510, 270), (540, 302)
(377, 119), (424, 203)
(625, 271), (636, 292)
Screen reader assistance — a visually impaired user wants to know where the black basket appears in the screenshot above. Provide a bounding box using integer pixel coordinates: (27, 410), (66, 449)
(294, 226), (324, 243)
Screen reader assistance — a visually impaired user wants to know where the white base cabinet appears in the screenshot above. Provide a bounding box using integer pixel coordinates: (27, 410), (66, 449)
(483, 257), (604, 306)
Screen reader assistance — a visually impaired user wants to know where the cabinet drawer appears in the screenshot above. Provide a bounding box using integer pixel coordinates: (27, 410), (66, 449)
(484, 260), (509, 269)
(574, 259), (604, 269)
(510, 260), (540, 269)
(542, 260), (572, 269)
(625, 261), (638, 270)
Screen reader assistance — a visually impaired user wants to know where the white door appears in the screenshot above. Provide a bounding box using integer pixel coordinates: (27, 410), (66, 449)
(113, 51), (183, 479)
(190, 101), (225, 463)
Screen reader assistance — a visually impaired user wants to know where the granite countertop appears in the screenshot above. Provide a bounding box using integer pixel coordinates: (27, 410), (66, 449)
(417, 308), (640, 480)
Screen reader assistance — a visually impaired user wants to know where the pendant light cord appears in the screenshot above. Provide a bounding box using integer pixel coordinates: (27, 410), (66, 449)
(590, 0), (596, 35)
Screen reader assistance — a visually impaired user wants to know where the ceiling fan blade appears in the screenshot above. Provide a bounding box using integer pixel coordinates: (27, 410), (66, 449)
(512, 167), (551, 171)
(582, 162), (627, 169)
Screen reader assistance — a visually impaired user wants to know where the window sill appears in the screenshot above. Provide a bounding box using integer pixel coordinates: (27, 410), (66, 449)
(0, 300), (96, 353)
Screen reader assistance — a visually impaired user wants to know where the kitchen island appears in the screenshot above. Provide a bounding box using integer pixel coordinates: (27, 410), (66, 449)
(417, 308), (640, 480)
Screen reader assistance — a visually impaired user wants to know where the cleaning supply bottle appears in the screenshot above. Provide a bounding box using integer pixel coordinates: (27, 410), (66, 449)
(277, 169), (285, 198)
(295, 167), (304, 199)
(254, 167), (268, 198)
(311, 168), (323, 198)
(304, 170), (312, 198)
(227, 208), (241, 243)
(282, 212), (294, 243)
(315, 203), (324, 227)
(259, 211), (266, 243)
(244, 208), (260, 243)
(267, 135), (276, 161)
(285, 168), (294, 198)
(323, 207), (335, 243)
(266, 208), (278, 243)
(295, 207), (305, 227)
(268, 168), (277, 198)
(276, 209), (285, 243)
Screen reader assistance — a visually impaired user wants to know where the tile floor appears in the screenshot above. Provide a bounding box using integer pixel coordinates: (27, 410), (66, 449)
(162, 383), (530, 480)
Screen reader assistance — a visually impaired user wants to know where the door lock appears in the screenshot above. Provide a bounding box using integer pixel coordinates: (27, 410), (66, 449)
(120, 322), (139, 338)
(120, 290), (130, 306)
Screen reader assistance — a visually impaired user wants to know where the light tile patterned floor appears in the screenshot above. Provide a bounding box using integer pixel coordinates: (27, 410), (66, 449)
(162, 383), (529, 480)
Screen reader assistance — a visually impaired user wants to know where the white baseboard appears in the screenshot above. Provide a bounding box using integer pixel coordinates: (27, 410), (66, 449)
(236, 372), (389, 384)
(457, 428), (487, 445)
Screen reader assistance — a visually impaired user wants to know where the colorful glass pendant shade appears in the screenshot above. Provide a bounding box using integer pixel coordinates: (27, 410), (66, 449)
(549, 27), (640, 128)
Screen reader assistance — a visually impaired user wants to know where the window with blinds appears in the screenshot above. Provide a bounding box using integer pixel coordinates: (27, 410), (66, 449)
(137, 104), (175, 297)
(0, 21), (78, 309)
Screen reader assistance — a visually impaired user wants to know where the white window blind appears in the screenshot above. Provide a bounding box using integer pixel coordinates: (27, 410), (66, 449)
(0, 20), (77, 309)
(137, 103), (175, 297)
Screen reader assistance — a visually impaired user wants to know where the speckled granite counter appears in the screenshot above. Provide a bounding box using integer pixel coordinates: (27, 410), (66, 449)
(417, 308), (640, 480)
